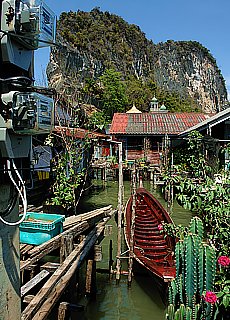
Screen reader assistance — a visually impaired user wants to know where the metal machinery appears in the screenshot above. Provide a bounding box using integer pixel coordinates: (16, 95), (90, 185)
(0, 1), (55, 318)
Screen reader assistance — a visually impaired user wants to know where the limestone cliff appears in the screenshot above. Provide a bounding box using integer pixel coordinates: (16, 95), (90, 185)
(152, 41), (227, 113)
(47, 9), (228, 113)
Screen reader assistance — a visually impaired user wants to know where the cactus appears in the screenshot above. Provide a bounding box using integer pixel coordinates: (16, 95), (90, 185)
(184, 234), (199, 307)
(185, 307), (192, 320)
(165, 217), (216, 320)
(167, 304), (175, 320)
(204, 245), (216, 292)
(189, 216), (204, 239)
(194, 304), (200, 320)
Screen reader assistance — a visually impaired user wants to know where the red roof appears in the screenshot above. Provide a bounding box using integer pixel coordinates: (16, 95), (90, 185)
(54, 126), (107, 139)
(110, 112), (210, 135)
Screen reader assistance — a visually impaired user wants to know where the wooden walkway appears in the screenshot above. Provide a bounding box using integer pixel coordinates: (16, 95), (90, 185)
(20, 206), (115, 320)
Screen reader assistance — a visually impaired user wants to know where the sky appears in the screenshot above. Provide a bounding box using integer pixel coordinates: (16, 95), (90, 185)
(35, 0), (230, 98)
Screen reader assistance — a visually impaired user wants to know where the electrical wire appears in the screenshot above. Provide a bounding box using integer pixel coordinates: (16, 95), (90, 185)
(0, 76), (33, 86)
(0, 159), (27, 226)
(0, 183), (18, 217)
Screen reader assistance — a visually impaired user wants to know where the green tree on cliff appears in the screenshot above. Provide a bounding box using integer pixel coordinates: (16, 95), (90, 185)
(99, 69), (128, 117)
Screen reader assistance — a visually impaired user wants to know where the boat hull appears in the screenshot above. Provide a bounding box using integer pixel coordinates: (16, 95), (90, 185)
(125, 187), (176, 282)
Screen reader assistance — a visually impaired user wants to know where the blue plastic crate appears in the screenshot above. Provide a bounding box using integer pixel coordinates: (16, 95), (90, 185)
(20, 212), (65, 245)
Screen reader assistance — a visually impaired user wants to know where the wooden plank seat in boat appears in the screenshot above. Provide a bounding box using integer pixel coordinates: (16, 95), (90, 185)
(135, 239), (167, 246)
(135, 212), (155, 217)
(135, 215), (157, 221)
(141, 245), (168, 252)
(135, 225), (161, 232)
(144, 251), (168, 259)
(136, 206), (152, 211)
(135, 228), (159, 234)
(135, 220), (159, 227)
(135, 215), (158, 221)
(141, 246), (168, 255)
(136, 205), (148, 210)
(135, 218), (158, 222)
(134, 232), (164, 240)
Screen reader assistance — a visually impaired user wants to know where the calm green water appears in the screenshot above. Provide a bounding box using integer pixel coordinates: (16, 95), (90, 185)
(76, 179), (193, 320)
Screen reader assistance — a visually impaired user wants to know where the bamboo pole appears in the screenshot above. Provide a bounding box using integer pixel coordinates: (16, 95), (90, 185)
(116, 142), (123, 282)
(128, 166), (136, 286)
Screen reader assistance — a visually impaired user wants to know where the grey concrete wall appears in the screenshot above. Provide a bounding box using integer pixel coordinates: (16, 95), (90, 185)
(0, 184), (20, 320)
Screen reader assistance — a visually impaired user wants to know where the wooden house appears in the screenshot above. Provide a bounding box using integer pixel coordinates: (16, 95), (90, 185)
(109, 99), (210, 166)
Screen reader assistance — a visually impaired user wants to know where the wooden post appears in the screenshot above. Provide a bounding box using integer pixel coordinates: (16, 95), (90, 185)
(136, 167), (140, 185)
(85, 257), (96, 298)
(128, 166), (136, 286)
(153, 170), (157, 189)
(60, 234), (74, 264)
(144, 137), (147, 160)
(58, 302), (68, 320)
(116, 142), (123, 282)
(109, 239), (113, 280)
(85, 259), (94, 294)
(150, 170), (154, 181)
(104, 166), (107, 182)
(58, 302), (84, 320)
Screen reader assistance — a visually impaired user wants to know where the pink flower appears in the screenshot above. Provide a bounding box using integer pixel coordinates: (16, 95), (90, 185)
(204, 291), (218, 304)
(217, 256), (230, 267)
(158, 224), (163, 231)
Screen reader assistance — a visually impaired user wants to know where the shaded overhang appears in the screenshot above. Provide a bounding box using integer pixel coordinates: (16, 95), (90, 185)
(179, 108), (230, 136)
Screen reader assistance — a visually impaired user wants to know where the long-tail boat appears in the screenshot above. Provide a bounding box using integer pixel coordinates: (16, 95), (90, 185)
(124, 183), (176, 283)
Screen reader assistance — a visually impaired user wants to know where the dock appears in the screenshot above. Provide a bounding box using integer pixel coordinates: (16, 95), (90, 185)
(20, 205), (115, 320)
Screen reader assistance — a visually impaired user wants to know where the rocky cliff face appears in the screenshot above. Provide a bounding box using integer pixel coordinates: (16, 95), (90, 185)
(47, 9), (228, 113)
(152, 41), (227, 113)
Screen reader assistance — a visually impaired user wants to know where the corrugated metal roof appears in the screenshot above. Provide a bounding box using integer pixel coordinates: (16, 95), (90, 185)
(54, 126), (107, 139)
(110, 112), (210, 135)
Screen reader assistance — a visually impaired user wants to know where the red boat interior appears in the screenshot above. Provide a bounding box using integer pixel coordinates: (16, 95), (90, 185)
(125, 188), (176, 281)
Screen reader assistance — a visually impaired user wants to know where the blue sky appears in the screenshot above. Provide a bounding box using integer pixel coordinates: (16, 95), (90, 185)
(35, 0), (230, 97)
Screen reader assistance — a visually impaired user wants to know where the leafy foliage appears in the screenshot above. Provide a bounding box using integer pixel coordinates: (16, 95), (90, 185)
(45, 96), (92, 212)
(164, 131), (230, 319)
(99, 69), (128, 117)
(48, 146), (85, 210)
(87, 110), (110, 131)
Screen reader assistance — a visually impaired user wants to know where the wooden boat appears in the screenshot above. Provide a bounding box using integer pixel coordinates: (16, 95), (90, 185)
(124, 185), (176, 282)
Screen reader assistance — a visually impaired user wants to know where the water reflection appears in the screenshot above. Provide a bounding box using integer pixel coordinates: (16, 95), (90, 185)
(78, 180), (192, 320)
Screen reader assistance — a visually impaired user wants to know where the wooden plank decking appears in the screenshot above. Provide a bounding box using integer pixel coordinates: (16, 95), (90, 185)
(20, 205), (115, 320)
